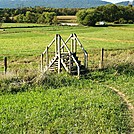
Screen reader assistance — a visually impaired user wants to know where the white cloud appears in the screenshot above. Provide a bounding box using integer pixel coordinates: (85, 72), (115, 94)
(104, 0), (133, 4)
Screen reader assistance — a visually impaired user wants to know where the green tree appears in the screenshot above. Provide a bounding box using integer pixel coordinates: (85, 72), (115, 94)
(76, 10), (87, 25)
(25, 11), (37, 23)
(77, 9), (102, 26)
(0, 14), (3, 28)
(37, 12), (46, 24)
(45, 12), (56, 25)
(14, 14), (25, 23)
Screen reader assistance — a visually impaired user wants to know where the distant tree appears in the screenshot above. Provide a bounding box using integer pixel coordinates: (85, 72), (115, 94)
(25, 11), (37, 23)
(37, 12), (46, 24)
(96, 4), (120, 22)
(77, 9), (102, 26)
(0, 20), (3, 28)
(37, 12), (56, 24)
(45, 12), (56, 25)
(14, 14), (26, 23)
(76, 10), (87, 25)
(3, 13), (12, 23)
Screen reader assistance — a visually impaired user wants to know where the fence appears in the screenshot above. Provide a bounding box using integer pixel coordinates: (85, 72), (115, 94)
(0, 47), (134, 77)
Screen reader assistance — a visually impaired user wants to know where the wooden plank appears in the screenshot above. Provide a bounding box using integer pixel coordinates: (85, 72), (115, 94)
(58, 35), (61, 74)
(41, 54), (43, 72)
(55, 34), (58, 56)
(4, 57), (7, 74)
(46, 46), (49, 67)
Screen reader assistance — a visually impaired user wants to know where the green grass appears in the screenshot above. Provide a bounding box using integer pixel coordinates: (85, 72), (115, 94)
(0, 23), (134, 72)
(0, 81), (131, 133)
(0, 23), (134, 133)
(89, 64), (134, 105)
(0, 24), (134, 56)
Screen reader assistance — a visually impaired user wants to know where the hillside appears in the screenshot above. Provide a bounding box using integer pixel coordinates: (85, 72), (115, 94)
(0, 0), (111, 8)
(117, 1), (134, 6)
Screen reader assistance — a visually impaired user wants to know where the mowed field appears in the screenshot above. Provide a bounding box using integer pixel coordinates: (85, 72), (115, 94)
(0, 23), (134, 133)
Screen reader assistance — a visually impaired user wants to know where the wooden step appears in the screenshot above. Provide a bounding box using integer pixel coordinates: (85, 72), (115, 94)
(61, 52), (76, 56)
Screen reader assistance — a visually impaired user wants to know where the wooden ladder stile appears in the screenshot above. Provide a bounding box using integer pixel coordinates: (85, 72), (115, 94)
(41, 34), (88, 77)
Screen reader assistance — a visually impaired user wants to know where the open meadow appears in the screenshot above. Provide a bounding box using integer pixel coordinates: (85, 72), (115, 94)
(0, 23), (134, 133)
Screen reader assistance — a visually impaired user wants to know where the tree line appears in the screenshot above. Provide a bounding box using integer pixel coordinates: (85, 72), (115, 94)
(0, 7), (79, 24)
(0, 4), (134, 26)
(77, 4), (134, 26)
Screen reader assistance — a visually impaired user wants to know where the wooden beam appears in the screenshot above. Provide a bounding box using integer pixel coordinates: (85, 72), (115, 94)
(46, 46), (49, 67)
(41, 54), (43, 72)
(58, 35), (61, 74)
(55, 34), (58, 56)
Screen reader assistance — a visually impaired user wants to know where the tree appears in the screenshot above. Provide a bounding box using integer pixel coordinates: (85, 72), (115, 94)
(37, 12), (46, 24)
(76, 10), (87, 25)
(77, 9), (102, 26)
(0, 15), (3, 28)
(45, 12), (56, 25)
(25, 11), (37, 23)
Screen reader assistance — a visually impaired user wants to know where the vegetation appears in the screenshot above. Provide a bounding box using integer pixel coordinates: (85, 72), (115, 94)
(0, 72), (133, 133)
(77, 4), (134, 26)
(1, 4), (134, 25)
(0, 7), (79, 24)
(0, 23), (134, 133)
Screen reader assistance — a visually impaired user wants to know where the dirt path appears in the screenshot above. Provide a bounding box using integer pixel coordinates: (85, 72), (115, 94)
(106, 85), (134, 131)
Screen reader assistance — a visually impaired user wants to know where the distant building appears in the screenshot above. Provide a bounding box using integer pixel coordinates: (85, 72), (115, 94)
(99, 21), (106, 25)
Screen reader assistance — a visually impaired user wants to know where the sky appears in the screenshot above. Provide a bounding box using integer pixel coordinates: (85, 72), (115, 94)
(104, 0), (133, 3)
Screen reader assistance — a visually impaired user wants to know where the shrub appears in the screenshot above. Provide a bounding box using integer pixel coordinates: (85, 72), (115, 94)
(128, 20), (133, 24)
(114, 20), (119, 24)
(77, 9), (102, 26)
(119, 18), (127, 24)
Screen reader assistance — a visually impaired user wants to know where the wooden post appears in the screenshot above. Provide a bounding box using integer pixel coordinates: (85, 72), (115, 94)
(46, 46), (49, 67)
(85, 53), (88, 69)
(74, 38), (77, 53)
(55, 34), (58, 56)
(4, 57), (7, 74)
(69, 53), (71, 74)
(41, 54), (43, 72)
(99, 48), (104, 69)
(71, 38), (74, 52)
(73, 33), (77, 53)
(58, 35), (61, 74)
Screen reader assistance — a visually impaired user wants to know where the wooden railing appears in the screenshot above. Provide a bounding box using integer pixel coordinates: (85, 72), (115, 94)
(41, 34), (88, 77)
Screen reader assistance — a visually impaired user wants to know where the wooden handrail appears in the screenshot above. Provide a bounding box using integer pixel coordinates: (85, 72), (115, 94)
(61, 36), (80, 77)
(60, 34), (73, 49)
(71, 55), (80, 77)
(73, 33), (88, 68)
(42, 38), (55, 55)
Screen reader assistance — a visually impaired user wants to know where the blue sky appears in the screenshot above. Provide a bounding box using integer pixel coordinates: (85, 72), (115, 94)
(104, 0), (132, 3)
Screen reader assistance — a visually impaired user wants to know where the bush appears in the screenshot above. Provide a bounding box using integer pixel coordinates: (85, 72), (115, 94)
(114, 20), (119, 24)
(77, 9), (102, 26)
(128, 20), (133, 24)
(119, 18), (127, 24)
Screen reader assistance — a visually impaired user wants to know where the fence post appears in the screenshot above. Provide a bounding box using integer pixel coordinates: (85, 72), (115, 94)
(4, 57), (7, 74)
(99, 48), (104, 69)
(41, 54), (43, 72)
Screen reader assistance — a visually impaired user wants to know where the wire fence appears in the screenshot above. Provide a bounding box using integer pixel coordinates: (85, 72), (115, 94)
(0, 47), (134, 77)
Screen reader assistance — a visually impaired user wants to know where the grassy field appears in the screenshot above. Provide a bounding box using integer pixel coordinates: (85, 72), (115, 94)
(0, 23), (134, 133)
(0, 23), (134, 56)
